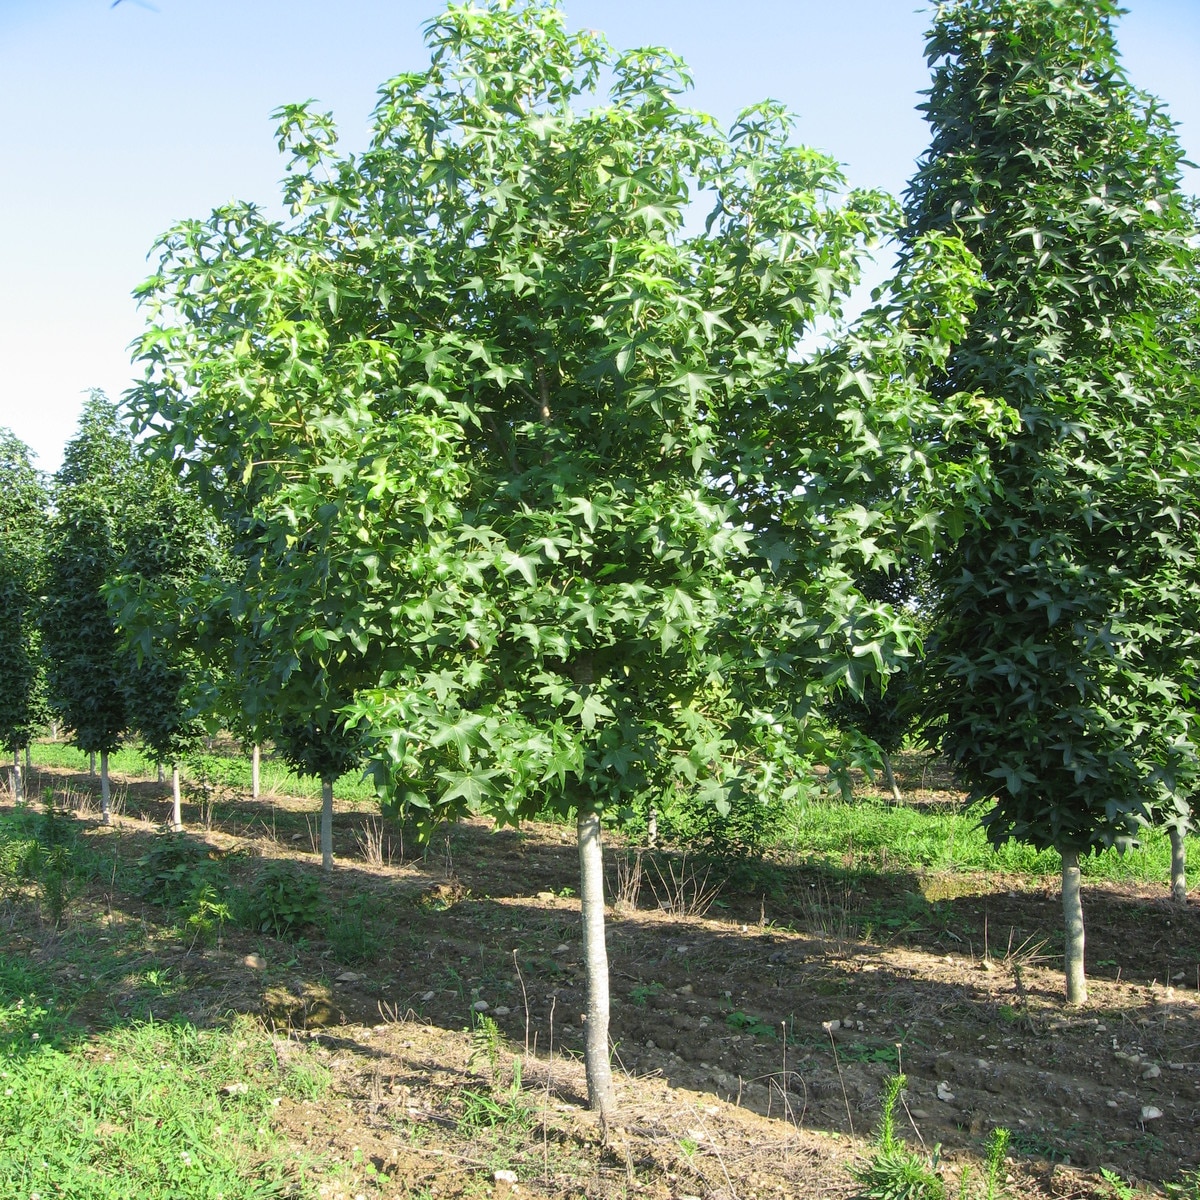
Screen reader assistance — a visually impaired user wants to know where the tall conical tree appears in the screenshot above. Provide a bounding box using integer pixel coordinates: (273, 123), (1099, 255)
(112, 460), (228, 830)
(0, 430), (49, 802)
(906, 0), (1200, 1004)
(42, 393), (137, 823)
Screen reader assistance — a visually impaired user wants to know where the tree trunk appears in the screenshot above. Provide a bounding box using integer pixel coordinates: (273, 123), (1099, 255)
(1168, 824), (1187, 903)
(646, 804), (658, 848)
(24, 744), (31, 776)
(157, 762), (165, 785)
(12, 750), (23, 804)
(50, 720), (58, 742)
(100, 750), (111, 825)
(252, 743), (261, 800)
(89, 751), (96, 777)
(321, 779), (334, 870)
(577, 809), (615, 1119)
(881, 753), (903, 803)
(1062, 849), (1087, 1005)
(171, 765), (183, 832)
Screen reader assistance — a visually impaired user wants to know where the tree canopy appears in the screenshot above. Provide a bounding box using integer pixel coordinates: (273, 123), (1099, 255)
(129, 0), (1012, 1107)
(905, 0), (1200, 1001)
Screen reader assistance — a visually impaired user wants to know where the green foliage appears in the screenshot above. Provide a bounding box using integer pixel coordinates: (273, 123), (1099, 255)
(129, 0), (1010, 848)
(725, 1010), (777, 1039)
(907, 0), (1200, 858)
(984, 1127), (1010, 1200)
(0, 803), (79, 927)
(135, 833), (223, 908)
(40, 393), (137, 758)
(234, 862), (322, 938)
(322, 894), (381, 964)
(851, 1074), (945, 1200)
(0, 430), (49, 759)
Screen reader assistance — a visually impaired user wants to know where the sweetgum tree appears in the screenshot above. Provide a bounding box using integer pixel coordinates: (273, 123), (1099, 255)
(111, 461), (229, 830)
(905, 0), (1200, 1002)
(0, 430), (49, 802)
(129, 0), (1008, 1113)
(42, 394), (138, 823)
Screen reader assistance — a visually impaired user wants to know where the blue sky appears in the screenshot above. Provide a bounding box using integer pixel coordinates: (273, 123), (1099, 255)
(2, 0), (1197, 474)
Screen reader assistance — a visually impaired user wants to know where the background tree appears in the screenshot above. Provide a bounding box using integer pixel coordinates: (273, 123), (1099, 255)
(129, 0), (1009, 1115)
(42, 392), (137, 823)
(0, 430), (50, 802)
(112, 461), (228, 830)
(905, 0), (1200, 1003)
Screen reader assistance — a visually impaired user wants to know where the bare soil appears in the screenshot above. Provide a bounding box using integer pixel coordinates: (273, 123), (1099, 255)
(5, 756), (1200, 1200)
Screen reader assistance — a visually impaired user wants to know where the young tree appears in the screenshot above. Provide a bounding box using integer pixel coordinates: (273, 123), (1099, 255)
(42, 393), (137, 823)
(112, 461), (228, 830)
(0, 430), (49, 802)
(129, 0), (1008, 1113)
(905, 0), (1200, 1003)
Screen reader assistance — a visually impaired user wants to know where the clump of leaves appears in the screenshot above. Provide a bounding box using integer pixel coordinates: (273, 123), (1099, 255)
(725, 1010), (777, 1039)
(233, 862), (322, 938)
(851, 1074), (944, 1200)
(135, 832), (218, 907)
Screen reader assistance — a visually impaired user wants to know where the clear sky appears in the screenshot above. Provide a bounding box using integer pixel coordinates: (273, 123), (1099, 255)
(2, 0), (1197, 475)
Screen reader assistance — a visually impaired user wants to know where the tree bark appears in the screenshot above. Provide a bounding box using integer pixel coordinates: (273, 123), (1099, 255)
(157, 762), (165, 785)
(577, 809), (615, 1119)
(252, 743), (261, 800)
(12, 750), (23, 804)
(321, 779), (334, 870)
(171, 765), (183, 832)
(89, 751), (96, 777)
(1062, 849), (1087, 1005)
(100, 750), (111, 825)
(646, 804), (658, 848)
(881, 753), (903, 803)
(1168, 824), (1187, 903)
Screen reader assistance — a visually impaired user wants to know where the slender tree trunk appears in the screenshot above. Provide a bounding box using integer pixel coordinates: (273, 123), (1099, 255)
(157, 762), (165, 785)
(881, 753), (903, 803)
(1168, 824), (1187, 903)
(50, 720), (58, 742)
(1062, 849), (1087, 1006)
(89, 751), (96, 777)
(646, 804), (658, 848)
(321, 779), (334, 870)
(100, 750), (111, 825)
(171, 765), (183, 832)
(577, 809), (615, 1120)
(251, 743), (261, 800)
(24, 744), (31, 776)
(12, 750), (23, 804)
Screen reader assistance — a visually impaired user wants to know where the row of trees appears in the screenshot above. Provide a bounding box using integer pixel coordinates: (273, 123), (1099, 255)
(4, 0), (1198, 1114)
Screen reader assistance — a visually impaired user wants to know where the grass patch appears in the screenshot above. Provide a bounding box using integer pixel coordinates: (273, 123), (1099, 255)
(779, 795), (1200, 885)
(29, 742), (376, 804)
(0, 953), (327, 1199)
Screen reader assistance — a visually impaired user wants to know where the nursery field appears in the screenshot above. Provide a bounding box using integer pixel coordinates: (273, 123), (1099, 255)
(2, 748), (1199, 1200)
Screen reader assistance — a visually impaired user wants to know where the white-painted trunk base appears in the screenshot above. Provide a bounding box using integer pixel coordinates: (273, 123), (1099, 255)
(1062, 850), (1087, 1006)
(100, 751), (111, 825)
(321, 780), (334, 870)
(171, 765), (183, 832)
(251, 744), (261, 800)
(1168, 825), (1187, 903)
(577, 810), (615, 1119)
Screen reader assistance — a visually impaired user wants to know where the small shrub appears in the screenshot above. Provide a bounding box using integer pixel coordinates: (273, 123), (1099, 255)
(233, 862), (322, 938)
(135, 833), (217, 907)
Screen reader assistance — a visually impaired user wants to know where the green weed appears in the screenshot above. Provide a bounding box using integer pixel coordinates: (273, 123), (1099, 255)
(851, 1074), (944, 1200)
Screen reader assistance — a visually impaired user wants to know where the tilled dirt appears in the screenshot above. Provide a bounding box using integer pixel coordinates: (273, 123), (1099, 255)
(5, 761), (1200, 1198)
